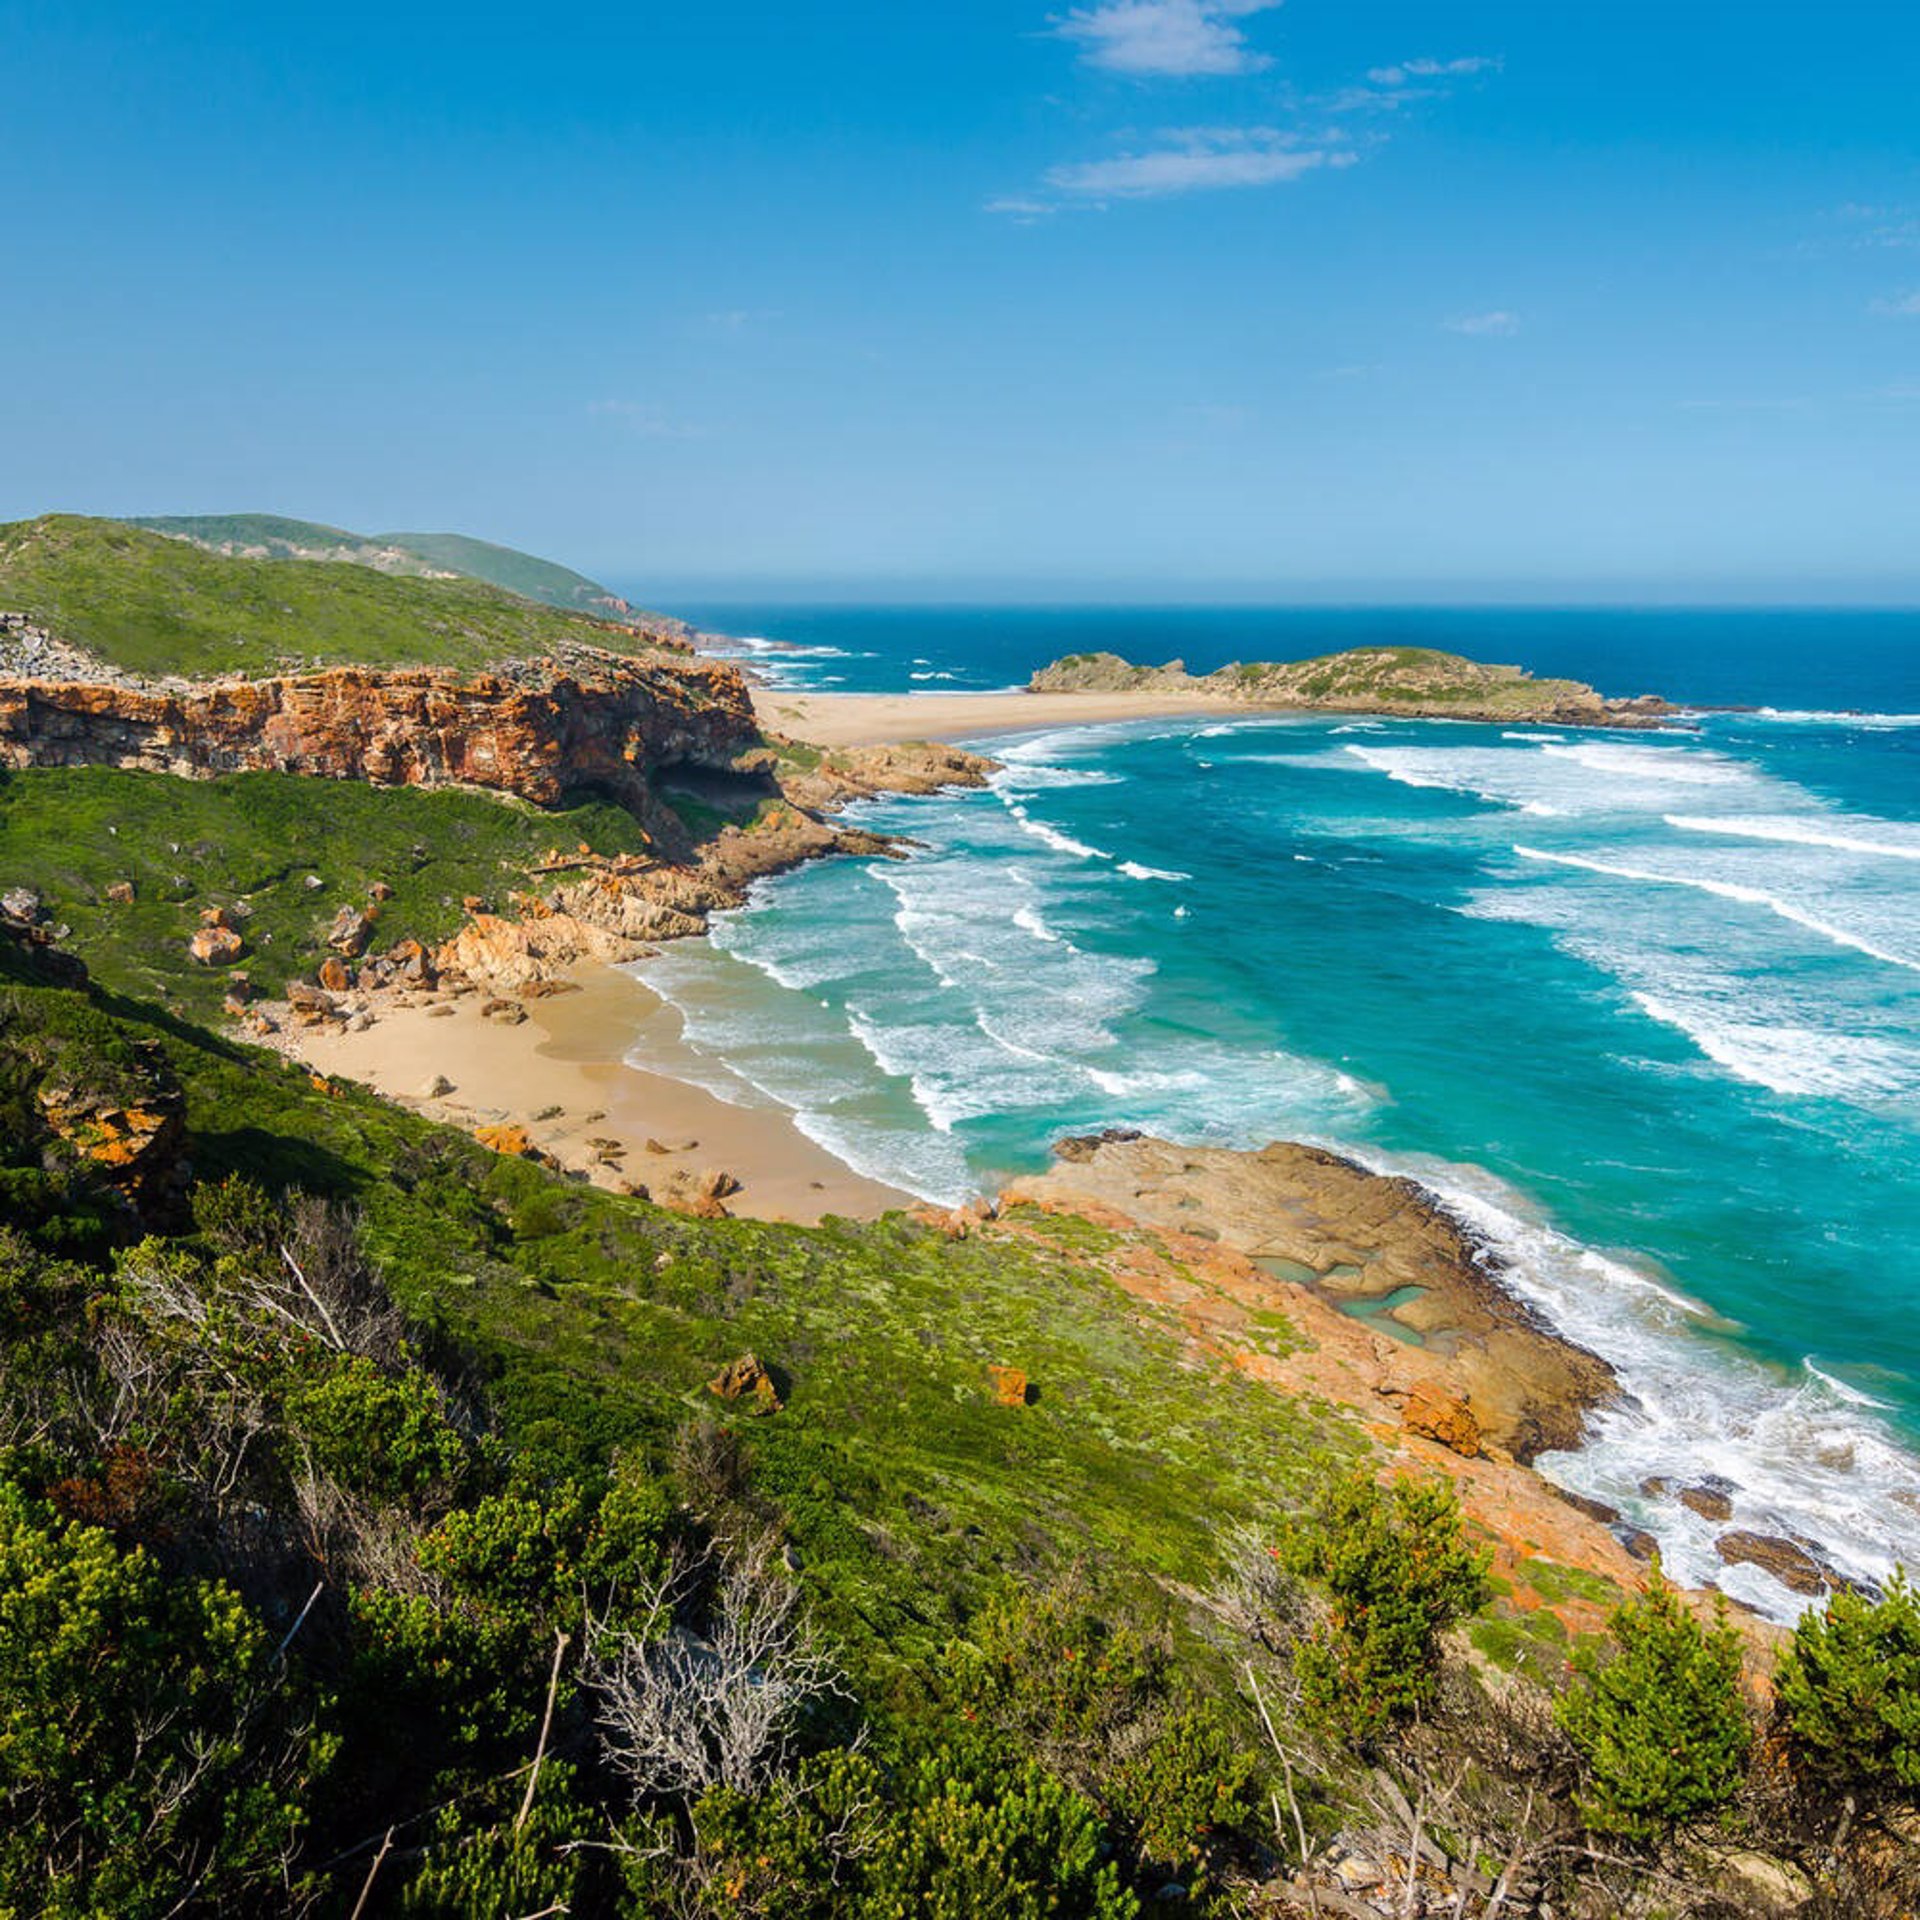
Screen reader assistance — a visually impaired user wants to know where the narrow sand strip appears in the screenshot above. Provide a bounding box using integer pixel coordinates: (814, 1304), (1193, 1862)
(284, 961), (915, 1225)
(751, 686), (1246, 746)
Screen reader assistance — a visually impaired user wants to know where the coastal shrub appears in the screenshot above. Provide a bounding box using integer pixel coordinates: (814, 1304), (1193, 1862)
(859, 1738), (1140, 1920)
(1774, 1569), (1920, 1804)
(286, 1354), (466, 1500)
(1114, 1702), (1258, 1896)
(1555, 1574), (1751, 1844)
(395, 1761), (597, 1917)
(0, 1478), (305, 1915)
(1286, 1469), (1491, 1741)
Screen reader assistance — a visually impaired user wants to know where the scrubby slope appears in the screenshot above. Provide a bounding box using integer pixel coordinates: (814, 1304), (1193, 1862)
(126, 511), (644, 619)
(0, 515), (665, 678)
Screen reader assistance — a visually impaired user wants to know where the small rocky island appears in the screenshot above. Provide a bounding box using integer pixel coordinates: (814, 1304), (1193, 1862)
(1030, 644), (1672, 727)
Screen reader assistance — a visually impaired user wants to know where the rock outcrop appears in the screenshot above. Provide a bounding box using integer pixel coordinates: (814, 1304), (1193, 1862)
(1028, 647), (1672, 728)
(1004, 1133), (1617, 1466)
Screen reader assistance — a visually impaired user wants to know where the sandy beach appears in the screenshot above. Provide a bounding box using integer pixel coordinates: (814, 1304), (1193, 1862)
(751, 684), (1246, 746)
(283, 961), (916, 1225)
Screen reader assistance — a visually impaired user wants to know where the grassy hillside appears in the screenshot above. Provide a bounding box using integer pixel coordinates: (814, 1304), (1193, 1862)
(125, 512), (641, 617)
(0, 514), (660, 678)
(0, 765), (650, 1014)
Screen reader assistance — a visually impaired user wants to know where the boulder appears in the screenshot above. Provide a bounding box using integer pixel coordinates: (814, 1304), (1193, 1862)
(105, 880), (135, 904)
(369, 881), (396, 901)
(317, 956), (353, 993)
(390, 936), (435, 988)
(302, 874), (325, 891)
(989, 1364), (1031, 1408)
(188, 926), (244, 966)
(708, 1352), (783, 1414)
(1680, 1484), (1736, 1522)
(1716, 1530), (1831, 1595)
(480, 997), (528, 1025)
(1, 886), (42, 924)
(285, 980), (338, 1015)
(472, 1123), (557, 1167)
(421, 1074), (455, 1098)
(199, 904), (235, 929)
(326, 905), (374, 957)
(695, 1168), (742, 1202)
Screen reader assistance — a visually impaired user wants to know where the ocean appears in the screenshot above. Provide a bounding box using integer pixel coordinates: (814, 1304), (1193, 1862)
(618, 599), (1920, 1615)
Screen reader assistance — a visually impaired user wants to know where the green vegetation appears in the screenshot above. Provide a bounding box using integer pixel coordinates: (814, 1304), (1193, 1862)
(1555, 1576), (1751, 1844)
(123, 513), (646, 619)
(1775, 1569), (1920, 1804)
(1285, 1470), (1492, 1741)
(0, 765), (649, 1013)
(0, 515), (662, 677)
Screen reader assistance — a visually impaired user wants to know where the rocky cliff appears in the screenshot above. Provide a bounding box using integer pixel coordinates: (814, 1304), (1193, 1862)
(1029, 645), (1672, 727)
(0, 644), (761, 839)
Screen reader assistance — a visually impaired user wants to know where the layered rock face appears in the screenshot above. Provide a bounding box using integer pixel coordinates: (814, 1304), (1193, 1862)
(0, 645), (761, 822)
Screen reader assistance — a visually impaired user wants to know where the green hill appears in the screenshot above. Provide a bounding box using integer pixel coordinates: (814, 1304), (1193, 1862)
(0, 514), (665, 679)
(125, 511), (642, 618)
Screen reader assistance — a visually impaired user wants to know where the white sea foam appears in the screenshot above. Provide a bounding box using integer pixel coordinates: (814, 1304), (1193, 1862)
(1630, 993), (1919, 1100)
(1010, 813), (1112, 861)
(1540, 740), (1746, 785)
(1012, 904), (1062, 943)
(1665, 813), (1920, 862)
(1502, 730), (1566, 742)
(1370, 1152), (1920, 1615)
(1752, 706), (1920, 729)
(1119, 861), (1191, 882)
(1514, 845), (1920, 975)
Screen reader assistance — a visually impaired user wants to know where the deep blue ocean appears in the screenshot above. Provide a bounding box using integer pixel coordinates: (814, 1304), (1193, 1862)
(617, 598), (1920, 1614)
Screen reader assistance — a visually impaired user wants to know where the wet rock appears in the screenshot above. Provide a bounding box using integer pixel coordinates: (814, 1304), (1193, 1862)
(1618, 1526), (1661, 1562)
(1550, 1485), (1623, 1526)
(1716, 1530), (1831, 1595)
(188, 925), (244, 965)
(1680, 1484), (1736, 1522)
(1053, 1126), (1146, 1164)
(708, 1352), (782, 1414)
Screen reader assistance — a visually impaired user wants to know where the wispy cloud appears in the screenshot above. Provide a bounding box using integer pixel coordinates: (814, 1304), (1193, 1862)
(1366, 55), (1501, 87)
(1869, 290), (1920, 316)
(1445, 310), (1521, 337)
(1326, 55), (1501, 114)
(588, 400), (707, 439)
(1053, 0), (1282, 78)
(1046, 126), (1355, 198)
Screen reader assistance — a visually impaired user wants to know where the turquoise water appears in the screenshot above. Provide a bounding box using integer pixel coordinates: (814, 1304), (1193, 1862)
(619, 605), (1920, 1615)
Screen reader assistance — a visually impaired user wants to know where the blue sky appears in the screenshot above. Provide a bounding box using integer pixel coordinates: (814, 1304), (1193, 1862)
(4, 0), (1918, 600)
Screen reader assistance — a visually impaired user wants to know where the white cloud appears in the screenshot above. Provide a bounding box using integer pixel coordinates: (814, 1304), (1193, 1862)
(1869, 291), (1920, 316)
(1046, 126), (1353, 197)
(1445, 310), (1521, 337)
(1367, 55), (1500, 87)
(1054, 0), (1283, 78)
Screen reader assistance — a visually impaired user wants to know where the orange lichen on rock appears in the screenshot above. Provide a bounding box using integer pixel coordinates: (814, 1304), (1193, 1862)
(988, 1364), (1031, 1408)
(708, 1352), (783, 1414)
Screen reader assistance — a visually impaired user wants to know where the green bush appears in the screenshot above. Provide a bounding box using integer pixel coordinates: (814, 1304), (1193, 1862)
(286, 1355), (466, 1500)
(1775, 1569), (1920, 1804)
(1555, 1575), (1751, 1844)
(1286, 1470), (1491, 1741)
(862, 1739), (1139, 1920)
(0, 1479), (305, 1916)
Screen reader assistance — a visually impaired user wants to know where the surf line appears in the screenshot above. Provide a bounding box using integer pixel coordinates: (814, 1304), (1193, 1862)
(1512, 845), (1920, 975)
